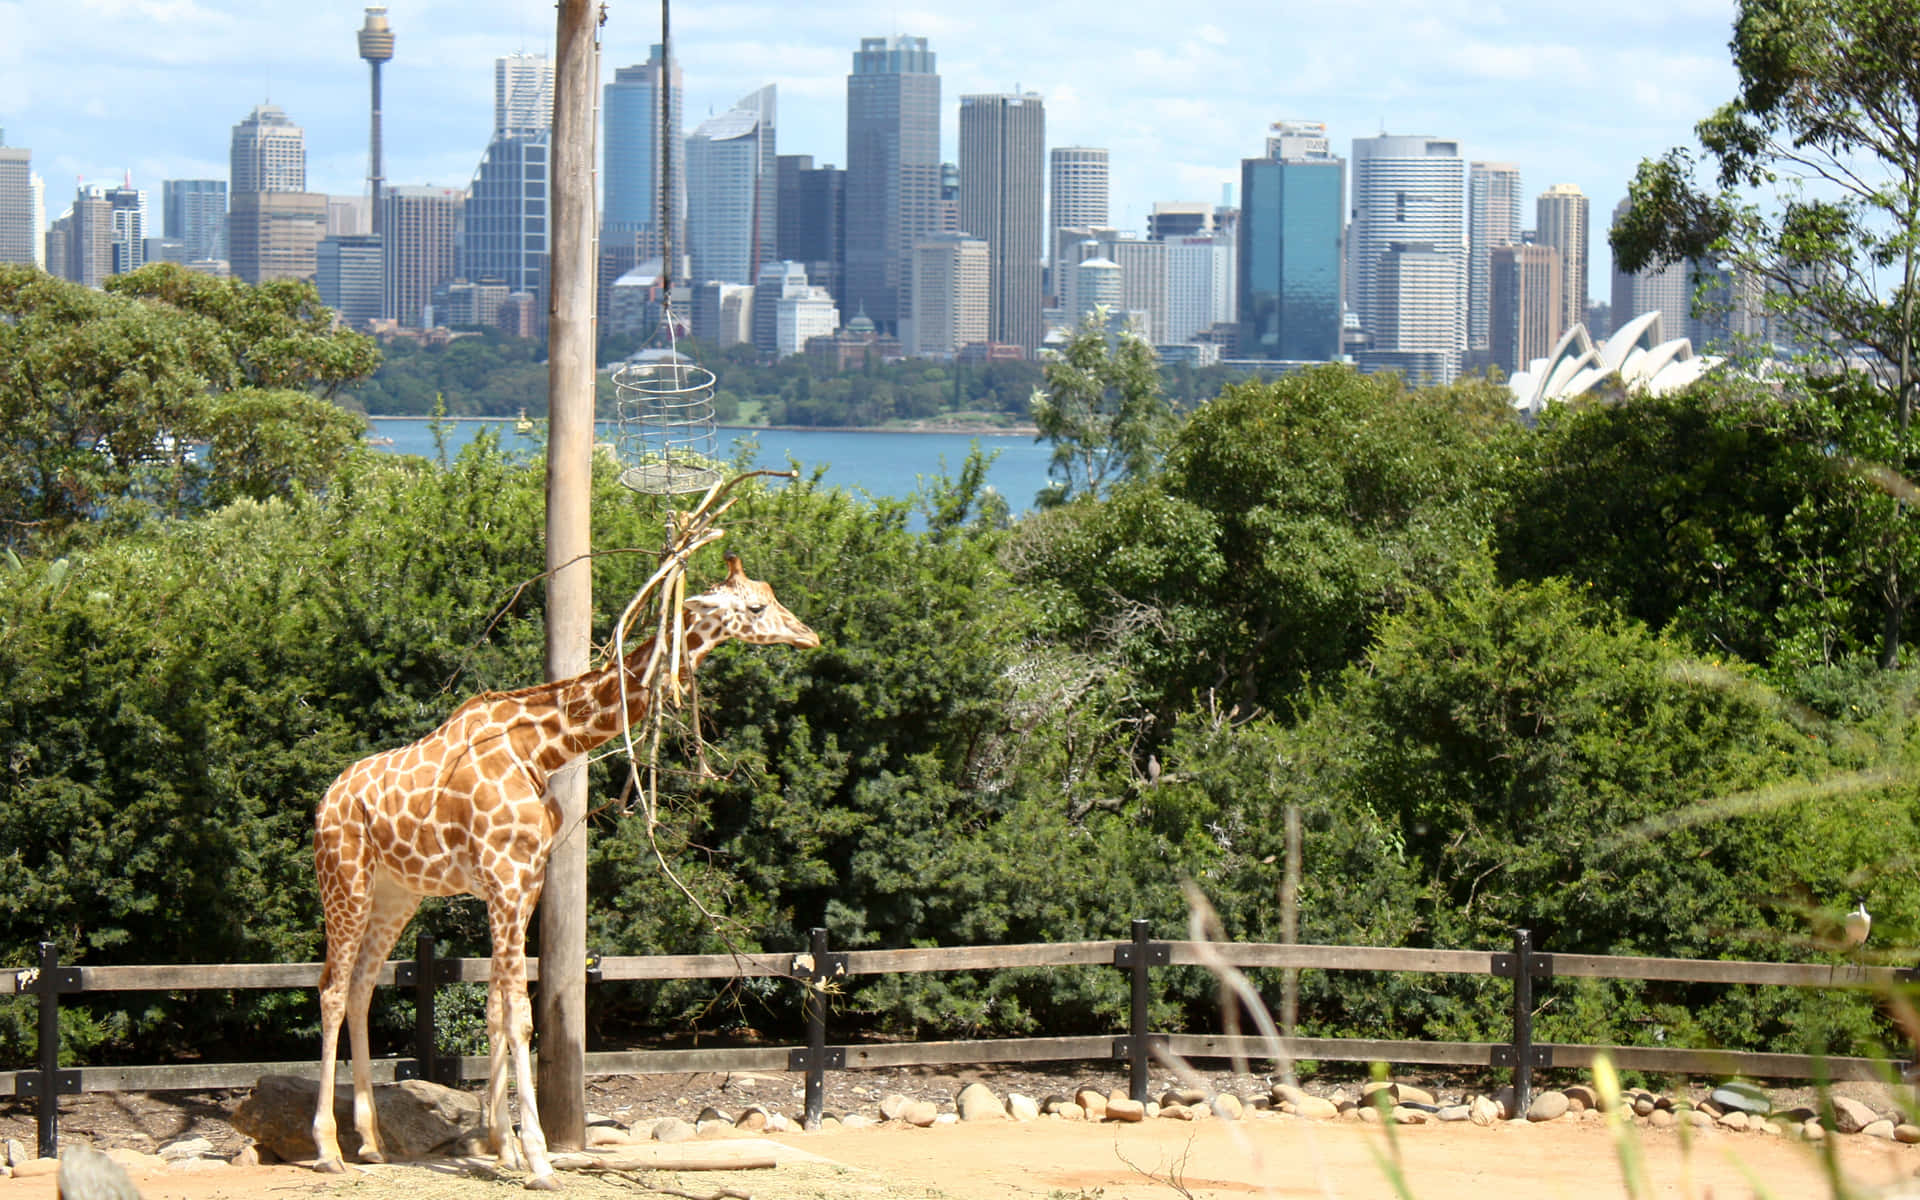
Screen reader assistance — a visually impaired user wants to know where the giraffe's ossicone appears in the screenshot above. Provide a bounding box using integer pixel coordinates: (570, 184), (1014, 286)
(310, 553), (816, 1187)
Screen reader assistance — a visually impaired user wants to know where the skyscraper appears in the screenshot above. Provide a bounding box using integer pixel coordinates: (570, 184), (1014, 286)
(53, 187), (114, 287)
(381, 185), (463, 327)
(1347, 134), (1465, 353)
(1609, 196), (1689, 335)
(0, 138), (32, 266)
(958, 91), (1045, 352)
(1164, 235), (1235, 345)
(230, 105), (307, 194)
(1535, 183), (1590, 334)
(844, 34), (941, 333)
(1238, 121), (1344, 361)
(910, 233), (989, 356)
(1049, 146), (1108, 296)
(731, 85), (779, 278)
(685, 101), (770, 286)
(1467, 162), (1521, 354)
(494, 52), (554, 136)
(463, 130), (550, 314)
(357, 7), (394, 236)
(229, 104), (324, 283)
(317, 233), (384, 327)
(603, 45), (683, 262)
(105, 182), (147, 276)
(776, 155), (845, 309)
(1490, 242), (1562, 373)
(163, 180), (228, 263)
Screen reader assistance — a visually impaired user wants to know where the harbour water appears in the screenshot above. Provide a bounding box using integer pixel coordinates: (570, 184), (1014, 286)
(366, 419), (1059, 514)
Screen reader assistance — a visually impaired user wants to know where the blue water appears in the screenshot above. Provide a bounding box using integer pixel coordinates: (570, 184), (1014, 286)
(366, 419), (1058, 514)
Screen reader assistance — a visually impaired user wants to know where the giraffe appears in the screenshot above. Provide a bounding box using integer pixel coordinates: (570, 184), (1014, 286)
(309, 552), (818, 1187)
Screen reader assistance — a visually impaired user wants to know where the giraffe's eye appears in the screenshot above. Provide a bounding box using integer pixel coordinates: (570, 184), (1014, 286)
(748, 604), (766, 615)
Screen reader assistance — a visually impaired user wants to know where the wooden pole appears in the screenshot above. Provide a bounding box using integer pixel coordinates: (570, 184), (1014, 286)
(536, 0), (596, 1153)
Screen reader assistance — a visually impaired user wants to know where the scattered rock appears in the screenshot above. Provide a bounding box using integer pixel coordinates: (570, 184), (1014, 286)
(903, 1100), (940, 1127)
(695, 1105), (731, 1126)
(1830, 1096), (1878, 1134)
(231, 1074), (481, 1162)
(7, 1139), (33, 1167)
(1862, 1119), (1897, 1140)
(1105, 1098), (1146, 1123)
(1470, 1096), (1501, 1127)
(1437, 1104), (1471, 1123)
(1159, 1103), (1195, 1121)
(229, 1146), (261, 1167)
(878, 1094), (914, 1122)
(158, 1137), (214, 1163)
(1803, 1120), (1826, 1142)
(1162, 1086), (1208, 1108)
(1007, 1094), (1041, 1122)
(1211, 1094), (1244, 1121)
(1564, 1084), (1598, 1112)
(55, 1148), (139, 1200)
(956, 1083), (1004, 1122)
(1711, 1082), (1771, 1116)
(584, 1125), (630, 1147)
(1719, 1111), (1750, 1131)
(1897, 1124), (1920, 1145)
(840, 1114), (879, 1129)
(734, 1106), (768, 1132)
(1294, 1096), (1339, 1121)
(1649, 1109), (1677, 1130)
(1395, 1084), (1437, 1107)
(1527, 1091), (1570, 1123)
(1391, 1105), (1430, 1125)
(651, 1118), (693, 1143)
(1357, 1106), (1381, 1124)
(1633, 1095), (1657, 1117)
(1684, 1110), (1714, 1129)
(1075, 1088), (1108, 1120)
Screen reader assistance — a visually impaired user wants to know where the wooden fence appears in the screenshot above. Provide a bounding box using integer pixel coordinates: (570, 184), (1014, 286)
(4, 921), (1913, 1158)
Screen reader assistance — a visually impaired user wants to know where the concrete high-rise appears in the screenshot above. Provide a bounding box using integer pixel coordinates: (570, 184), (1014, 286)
(910, 233), (989, 356)
(0, 139), (32, 266)
(358, 8), (394, 236)
(163, 180), (227, 263)
(1091, 232), (1168, 343)
(231, 104), (307, 194)
(1238, 122), (1344, 361)
(381, 185), (463, 327)
(105, 182), (147, 276)
(1370, 240), (1462, 382)
(731, 86), (779, 279)
(603, 45), (684, 262)
(52, 187), (114, 287)
(1165, 235), (1234, 345)
(958, 92), (1045, 352)
(1608, 196), (1689, 334)
(1535, 183), (1589, 334)
(1467, 162), (1521, 354)
(685, 101), (770, 287)
(1347, 134), (1464, 353)
(494, 52), (553, 136)
(844, 34), (941, 333)
(1048, 145), (1107, 294)
(318, 233), (384, 327)
(1490, 242), (1561, 373)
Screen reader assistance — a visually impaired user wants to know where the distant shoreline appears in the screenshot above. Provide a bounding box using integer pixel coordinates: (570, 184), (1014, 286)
(363, 415), (1042, 437)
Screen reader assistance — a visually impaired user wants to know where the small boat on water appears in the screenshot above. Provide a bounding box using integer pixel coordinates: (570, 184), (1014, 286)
(515, 408), (536, 435)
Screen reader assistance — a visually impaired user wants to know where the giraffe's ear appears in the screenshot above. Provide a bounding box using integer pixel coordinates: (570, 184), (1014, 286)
(724, 552), (747, 582)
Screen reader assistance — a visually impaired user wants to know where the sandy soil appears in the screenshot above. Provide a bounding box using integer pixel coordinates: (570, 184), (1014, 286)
(6, 1109), (1920, 1200)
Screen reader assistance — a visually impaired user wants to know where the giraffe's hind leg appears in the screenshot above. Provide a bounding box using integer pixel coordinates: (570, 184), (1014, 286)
(345, 872), (420, 1163)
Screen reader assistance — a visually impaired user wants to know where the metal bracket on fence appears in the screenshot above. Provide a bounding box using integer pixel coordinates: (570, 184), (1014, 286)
(392, 1060), (421, 1082)
(1111, 1034), (1170, 1060)
(1113, 942), (1170, 968)
(787, 1045), (846, 1071)
(14, 1070), (82, 1098)
(1490, 1044), (1554, 1069)
(1489, 952), (1553, 979)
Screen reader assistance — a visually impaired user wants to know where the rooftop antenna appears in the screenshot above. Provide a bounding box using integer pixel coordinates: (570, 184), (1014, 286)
(613, 0), (721, 495)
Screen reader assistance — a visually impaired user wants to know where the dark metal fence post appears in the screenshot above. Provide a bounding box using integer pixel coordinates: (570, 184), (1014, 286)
(34, 942), (62, 1158)
(803, 927), (831, 1129)
(1128, 919), (1152, 1104)
(413, 933), (437, 1085)
(1511, 927), (1534, 1118)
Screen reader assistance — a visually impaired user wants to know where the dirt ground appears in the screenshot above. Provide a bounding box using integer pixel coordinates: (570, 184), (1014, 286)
(6, 1065), (1920, 1200)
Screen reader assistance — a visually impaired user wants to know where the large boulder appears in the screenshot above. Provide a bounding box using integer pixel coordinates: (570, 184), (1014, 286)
(230, 1075), (482, 1162)
(57, 1148), (140, 1200)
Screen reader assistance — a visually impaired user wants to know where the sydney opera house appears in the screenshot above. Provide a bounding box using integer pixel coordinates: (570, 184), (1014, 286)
(1506, 310), (1720, 417)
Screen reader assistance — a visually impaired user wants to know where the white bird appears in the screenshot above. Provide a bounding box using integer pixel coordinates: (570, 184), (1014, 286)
(1843, 898), (1872, 960)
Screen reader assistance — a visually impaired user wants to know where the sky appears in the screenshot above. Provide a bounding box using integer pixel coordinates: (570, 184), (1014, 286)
(0, 0), (1742, 303)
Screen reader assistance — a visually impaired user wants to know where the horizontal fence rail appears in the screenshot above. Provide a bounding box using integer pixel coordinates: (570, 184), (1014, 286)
(6, 922), (1914, 1157)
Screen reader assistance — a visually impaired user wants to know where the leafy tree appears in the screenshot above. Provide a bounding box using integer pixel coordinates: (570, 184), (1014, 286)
(0, 265), (375, 549)
(1498, 374), (1915, 669)
(1029, 317), (1172, 504)
(1611, 0), (1920, 664)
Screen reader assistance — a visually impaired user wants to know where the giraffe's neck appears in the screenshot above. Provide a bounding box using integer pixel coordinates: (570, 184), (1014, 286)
(529, 622), (724, 766)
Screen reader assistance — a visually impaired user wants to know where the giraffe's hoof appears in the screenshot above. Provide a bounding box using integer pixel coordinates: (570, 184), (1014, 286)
(355, 1148), (388, 1164)
(314, 1158), (347, 1175)
(524, 1173), (561, 1191)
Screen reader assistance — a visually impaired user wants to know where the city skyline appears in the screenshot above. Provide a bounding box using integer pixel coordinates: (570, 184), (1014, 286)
(0, 0), (1738, 304)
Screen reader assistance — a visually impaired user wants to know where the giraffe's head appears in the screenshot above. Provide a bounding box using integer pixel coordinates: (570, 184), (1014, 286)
(683, 552), (820, 649)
